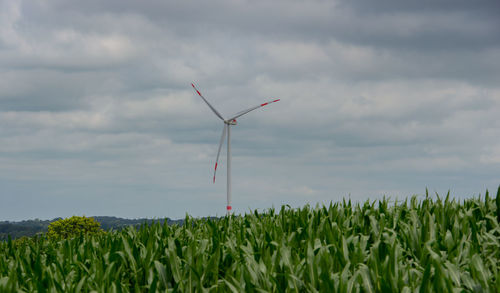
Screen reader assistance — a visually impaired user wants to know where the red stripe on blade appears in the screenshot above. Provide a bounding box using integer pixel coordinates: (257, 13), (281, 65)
(273, 99), (280, 102)
(261, 102), (268, 106)
(196, 90), (201, 96)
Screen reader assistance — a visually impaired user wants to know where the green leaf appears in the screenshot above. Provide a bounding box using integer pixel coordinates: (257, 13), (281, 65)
(154, 261), (168, 289)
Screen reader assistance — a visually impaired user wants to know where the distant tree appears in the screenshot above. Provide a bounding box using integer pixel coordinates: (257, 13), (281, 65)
(47, 216), (103, 240)
(496, 185), (500, 223)
(11, 236), (36, 248)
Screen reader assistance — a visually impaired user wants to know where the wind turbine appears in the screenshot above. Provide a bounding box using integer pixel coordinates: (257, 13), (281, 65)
(191, 83), (280, 215)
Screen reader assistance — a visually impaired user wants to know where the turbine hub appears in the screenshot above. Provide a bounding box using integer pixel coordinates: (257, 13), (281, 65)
(225, 119), (237, 125)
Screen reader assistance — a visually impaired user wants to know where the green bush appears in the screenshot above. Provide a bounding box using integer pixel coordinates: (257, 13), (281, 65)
(47, 216), (103, 240)
(11, 236), (34, 248)
(496, 185), (500, 223)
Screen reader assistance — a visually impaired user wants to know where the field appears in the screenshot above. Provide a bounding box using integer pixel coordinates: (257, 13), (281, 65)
(1, 190), (499, 292)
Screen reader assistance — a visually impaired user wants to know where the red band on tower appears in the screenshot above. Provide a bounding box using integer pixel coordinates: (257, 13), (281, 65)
(227, 205), (232, 211)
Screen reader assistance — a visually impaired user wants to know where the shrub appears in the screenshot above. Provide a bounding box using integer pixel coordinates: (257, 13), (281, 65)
(496, 185), (500, 223)
(47, 216), (103, 240)
(11, 236), (34, 248)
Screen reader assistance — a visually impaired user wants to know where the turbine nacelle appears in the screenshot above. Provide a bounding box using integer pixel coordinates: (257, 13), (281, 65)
(225, 119), (237, 125)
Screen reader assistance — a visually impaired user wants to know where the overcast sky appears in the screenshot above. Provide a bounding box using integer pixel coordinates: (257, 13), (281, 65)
(1, 0), (499, 221)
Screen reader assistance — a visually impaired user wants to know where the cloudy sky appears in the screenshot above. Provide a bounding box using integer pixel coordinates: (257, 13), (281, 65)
(1, 0), (499, 221)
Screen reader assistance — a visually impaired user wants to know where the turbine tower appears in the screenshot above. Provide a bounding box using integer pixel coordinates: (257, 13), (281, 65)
(191, 83), (280, 215)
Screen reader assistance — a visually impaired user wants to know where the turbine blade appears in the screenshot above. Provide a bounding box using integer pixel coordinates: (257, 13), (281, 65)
(228, 98), (280, 120)
(213, 124), (227, 183)
(191, 83), (225, 120)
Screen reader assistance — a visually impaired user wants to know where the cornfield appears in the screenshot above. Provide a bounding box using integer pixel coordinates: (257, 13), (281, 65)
(1, 191), (499, 292)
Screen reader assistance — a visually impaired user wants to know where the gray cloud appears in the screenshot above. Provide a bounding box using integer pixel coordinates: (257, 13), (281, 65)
(0, 0), (499, 220)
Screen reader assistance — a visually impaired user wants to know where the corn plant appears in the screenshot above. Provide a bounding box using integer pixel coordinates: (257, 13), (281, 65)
(1, 189), (499, 292)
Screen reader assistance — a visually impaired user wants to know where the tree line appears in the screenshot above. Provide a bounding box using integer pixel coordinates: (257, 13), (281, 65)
(0, 216), (183, 240)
